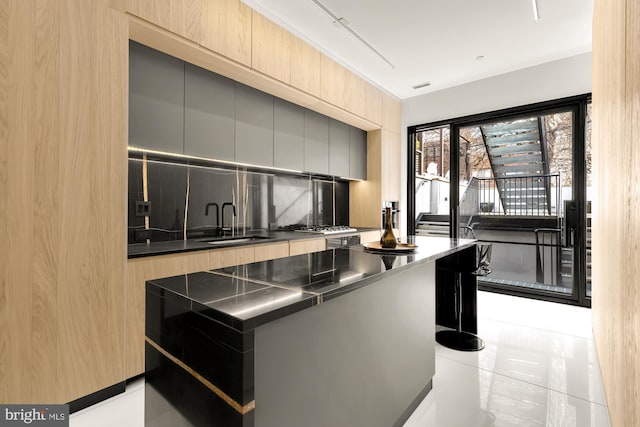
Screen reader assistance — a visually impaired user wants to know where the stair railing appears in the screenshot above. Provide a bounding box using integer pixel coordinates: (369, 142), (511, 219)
(534, 228), (562, 285)
(476, 173), (560, 216)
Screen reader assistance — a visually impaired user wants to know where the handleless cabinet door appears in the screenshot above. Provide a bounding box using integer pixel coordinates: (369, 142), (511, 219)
(184, 63), (235, 161)
(349, 126), (367, 180)
(304, 110), (329, 174)
(129, 41), (184, 153)
(329, 119), (350, 177)
(274, 99), (304, 171)
(235, 83), (274, 167)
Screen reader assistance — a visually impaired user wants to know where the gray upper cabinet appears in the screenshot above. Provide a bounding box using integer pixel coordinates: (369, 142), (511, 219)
(129, 41), (184, 154)
(184, 63), (235, 161)
(274, 99), (305, 171)
(235, 84), (274, 167)
(304, 110), (329, 175)
(349, 126), (367, 180)
(329, 119), (350, 177)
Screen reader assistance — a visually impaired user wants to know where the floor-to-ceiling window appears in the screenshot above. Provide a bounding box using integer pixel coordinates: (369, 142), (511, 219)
(408, 95), (591, 307)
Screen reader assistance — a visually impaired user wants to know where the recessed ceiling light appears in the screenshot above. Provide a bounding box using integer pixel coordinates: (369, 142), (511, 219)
(476, 55), (485, 61)
(412, 82), (431, 90)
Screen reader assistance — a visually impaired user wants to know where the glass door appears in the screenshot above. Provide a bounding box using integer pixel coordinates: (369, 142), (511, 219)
(413, 126), (452, 237)
(455, 107), (587, 302)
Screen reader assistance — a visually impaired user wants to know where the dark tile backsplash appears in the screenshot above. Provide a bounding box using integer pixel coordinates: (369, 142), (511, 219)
(128, 155), (349, 244)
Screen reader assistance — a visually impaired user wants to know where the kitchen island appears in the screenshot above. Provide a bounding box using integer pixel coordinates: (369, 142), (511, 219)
(144, 236), (476, 427)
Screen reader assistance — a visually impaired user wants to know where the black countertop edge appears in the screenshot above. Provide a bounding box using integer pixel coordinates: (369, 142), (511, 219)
(146, 237), (476, 332)
(128, 228), (378, 259)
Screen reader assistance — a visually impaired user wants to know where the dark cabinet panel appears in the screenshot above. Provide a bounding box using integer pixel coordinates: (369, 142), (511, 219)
(184, 63), (235, 161)
(129, 41), (184, 153)
(274, 99), (305, 171)
(304, 110), (329, 175)
(349, 126), (367, 180)
(235, 84), (274, 167)
(329, 119), (350, 177)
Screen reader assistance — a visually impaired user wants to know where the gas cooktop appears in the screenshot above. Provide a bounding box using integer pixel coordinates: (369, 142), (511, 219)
(295, 225), (358, 235)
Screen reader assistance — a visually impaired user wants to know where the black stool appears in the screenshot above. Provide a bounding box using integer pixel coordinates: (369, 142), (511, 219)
(436, 244), (492, 352)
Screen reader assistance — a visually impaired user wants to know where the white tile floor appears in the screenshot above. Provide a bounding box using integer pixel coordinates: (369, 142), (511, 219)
(70, 291), (610, 427)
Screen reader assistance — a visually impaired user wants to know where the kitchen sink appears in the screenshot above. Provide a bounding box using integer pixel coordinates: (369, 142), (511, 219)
(202, 236), (272, 245)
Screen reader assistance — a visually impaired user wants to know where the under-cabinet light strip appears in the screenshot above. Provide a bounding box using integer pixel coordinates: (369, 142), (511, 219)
(128, 146), (302, 174)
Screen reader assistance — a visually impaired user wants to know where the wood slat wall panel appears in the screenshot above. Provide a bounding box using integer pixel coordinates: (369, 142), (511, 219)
(2, 0), (36, 403)
(31, 0), (60, 403)
(89, 1), (128, 400)
(56, 1), (127, 402)
(627, 3), (640, 424)
(592, 0), (640, 425)
(0, 0), (8, 403)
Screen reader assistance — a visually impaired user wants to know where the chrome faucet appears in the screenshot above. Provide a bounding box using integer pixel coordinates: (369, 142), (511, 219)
(221, 202), (236, 236)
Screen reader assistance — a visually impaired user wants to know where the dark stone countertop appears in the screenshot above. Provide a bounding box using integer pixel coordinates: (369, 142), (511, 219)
(146, 236), (476, 332)
(128, 228), (377, 259)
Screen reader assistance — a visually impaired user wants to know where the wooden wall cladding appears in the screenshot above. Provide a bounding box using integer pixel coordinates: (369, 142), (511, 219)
(251, 10), (291, 84)
(128, 0), (202, 42)
(290, 37), (321, 98)
(0, 0), (402, 403)
(200, 0), (251, 67)
(382, 92), (401, 134)
(0, 0), (127, 403)
(592, 0), (640, 425)
(349, 130), (382, 228)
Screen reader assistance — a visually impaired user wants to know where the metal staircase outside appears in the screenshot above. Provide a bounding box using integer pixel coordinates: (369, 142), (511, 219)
(480, 118), (552, 215)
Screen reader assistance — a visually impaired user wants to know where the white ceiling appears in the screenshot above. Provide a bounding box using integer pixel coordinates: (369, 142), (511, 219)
(241, 0), (593, 100)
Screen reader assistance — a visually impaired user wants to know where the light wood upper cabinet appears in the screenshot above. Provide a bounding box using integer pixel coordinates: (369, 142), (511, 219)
(320, 54), (346, 109)
(365, 82), (383, 125)
(200, 0), (252, 67)
(345, 70), (366, 119)
(128, 0), (202, 42)
(382, 92), (401, 134)
(381, 129), (401, 202)
(291, 37), (321, 98)
(251, 11), (292, 84)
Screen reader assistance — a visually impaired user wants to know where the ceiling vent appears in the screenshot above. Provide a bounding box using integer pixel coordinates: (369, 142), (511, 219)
(412, 82), (431, 90)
